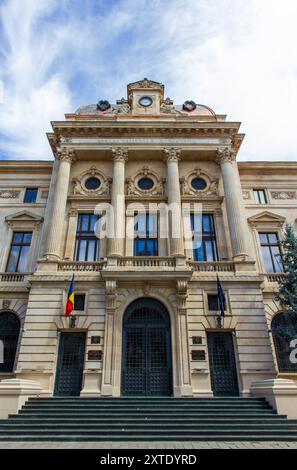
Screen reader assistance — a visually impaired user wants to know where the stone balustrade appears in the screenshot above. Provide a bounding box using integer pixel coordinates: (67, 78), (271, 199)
(188, 261), (235, 273)
(261, 272), (287, 283)
(57, 261), (106, 272)
(117, 257), (176, 268)
(0, 273), (30, 282)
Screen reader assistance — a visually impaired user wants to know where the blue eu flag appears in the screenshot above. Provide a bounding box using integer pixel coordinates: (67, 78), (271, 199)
(216, 274), (226, 317)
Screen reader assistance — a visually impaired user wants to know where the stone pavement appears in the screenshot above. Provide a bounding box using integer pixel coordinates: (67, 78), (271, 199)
(0, 441), (297, 449)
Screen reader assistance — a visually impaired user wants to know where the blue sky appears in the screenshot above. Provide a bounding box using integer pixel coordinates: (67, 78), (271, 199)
(0, 0), (296, 161)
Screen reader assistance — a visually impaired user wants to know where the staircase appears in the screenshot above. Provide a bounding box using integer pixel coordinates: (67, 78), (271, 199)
(1, 397), (297, 441)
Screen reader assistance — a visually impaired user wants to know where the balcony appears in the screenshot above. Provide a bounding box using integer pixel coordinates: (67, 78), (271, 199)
(188, 261), (235, 273)
(116, 257), (176, 268)
(261, 272), (287, 284)
(58, 261), (107, 272)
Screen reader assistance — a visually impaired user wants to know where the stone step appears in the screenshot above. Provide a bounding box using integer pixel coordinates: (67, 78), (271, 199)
(3, 416), (289, 424)
(1, 423), (296, 431)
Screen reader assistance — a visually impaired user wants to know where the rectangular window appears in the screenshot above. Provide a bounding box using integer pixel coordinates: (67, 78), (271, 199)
(75, 214), (100, 261)
(191, 213), (218, 262)
(24, 188), (38, 203)
(207, 294), (227, 312)
(253, 189), (267, 204)
(134, 213), (158, 256)
(74, 294), (85, 311)
(6, 232), (32, 272)
(259, 232), (283, 273)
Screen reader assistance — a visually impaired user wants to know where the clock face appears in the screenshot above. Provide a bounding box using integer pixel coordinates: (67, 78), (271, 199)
(139, 96), (153, 107)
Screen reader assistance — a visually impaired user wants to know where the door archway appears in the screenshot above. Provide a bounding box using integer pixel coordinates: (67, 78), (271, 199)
(0, 312), (20, 372)
(121, 298), (173, 396)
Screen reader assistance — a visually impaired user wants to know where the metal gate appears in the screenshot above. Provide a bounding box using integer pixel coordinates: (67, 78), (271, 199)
(207, 332), (239, 396)
(54, 332), (86, 396)
(0, 313), (20, 372)
(121, 298), (173, 396)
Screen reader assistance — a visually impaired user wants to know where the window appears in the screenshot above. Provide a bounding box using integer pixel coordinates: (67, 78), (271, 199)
(0, 313), (20, 372)
(191, 214), (218, 262)
(272, 312), (297, 372)
(253, 189), (267, 204)
(207, 294), (227, 312)
(134, 213), (158, 256)
(84, 177), (101, 190)
(191, 177), (207, 191)
(74, 214), (100, 261)
(6, 232), (32, 272)
(259, 232), (283, 272)
(24, 188), (38, 203)
(74, 294), (85, 311)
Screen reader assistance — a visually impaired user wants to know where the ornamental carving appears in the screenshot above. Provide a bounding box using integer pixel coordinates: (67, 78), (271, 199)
(0, 190), (20, 199)
(111, 147), (128, 162)
(242, 190), (251, 200)
(181, 169), (219, 197)
(164, 148), (181, 162)
(72, 166), (111, 196)
(216, 147), (236, 164)
(160, 98), (178, 114)
(126, 166), (165, 197)
(270, 191), (296, 200)
(57, 147), (76, 163)
(115, 98), (131, 114)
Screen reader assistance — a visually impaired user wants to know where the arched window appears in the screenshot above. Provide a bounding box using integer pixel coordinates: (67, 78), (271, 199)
(271, 311), (297, 372)
(0, 312), (20, 372)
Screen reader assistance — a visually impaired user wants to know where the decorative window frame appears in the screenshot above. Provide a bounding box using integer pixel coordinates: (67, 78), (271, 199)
(203, 289), (231, 315)
(3, 210), (43, 272)
(181, 168), (219, 197)
(247, 211), (285, 273)
(72, 167), (111, 196)
(126, 166), (165, 197)
(62, 290), (89, 316)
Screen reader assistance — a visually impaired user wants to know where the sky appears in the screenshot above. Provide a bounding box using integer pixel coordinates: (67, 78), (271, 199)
(0, 0), (296, 162)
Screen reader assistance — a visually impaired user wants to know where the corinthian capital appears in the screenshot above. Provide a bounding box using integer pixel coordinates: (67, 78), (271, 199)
(216, 147), (236, 164)
(57, 147), (76, 163)
(164, 147), (181, 163)
(111, 147), (128, 162)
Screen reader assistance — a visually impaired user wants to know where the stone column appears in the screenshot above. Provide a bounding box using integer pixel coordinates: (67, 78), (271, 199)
(175, 280), (192, 396)
(217, 147), (249, 260)
(101, 280), (117, 396)
(164, 148), (185, 257)
(43, 148), (75, 260)
(107, 148), (128, 257)
(64, 208), (78, 260)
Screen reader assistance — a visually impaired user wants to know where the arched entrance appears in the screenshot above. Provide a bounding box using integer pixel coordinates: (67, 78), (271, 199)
(0, 312), (20, 372)
(121, 298), (173, 396)
(272, 311), (297, 372)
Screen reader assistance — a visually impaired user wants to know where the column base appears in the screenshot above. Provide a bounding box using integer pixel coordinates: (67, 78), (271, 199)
(250, 378), (297, 419)
(0, 378), (42, 419)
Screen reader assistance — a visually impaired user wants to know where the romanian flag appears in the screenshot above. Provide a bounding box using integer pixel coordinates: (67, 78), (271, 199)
(65, 275), (75, 318)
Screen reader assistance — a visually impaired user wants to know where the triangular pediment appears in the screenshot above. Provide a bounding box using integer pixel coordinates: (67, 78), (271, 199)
(5, 210), (43, 223)
(248, 211), (286, 225)
(127, 78), (164, 92)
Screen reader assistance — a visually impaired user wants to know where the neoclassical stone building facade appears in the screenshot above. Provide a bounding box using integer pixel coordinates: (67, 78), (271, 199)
(0, 79), (297, 404)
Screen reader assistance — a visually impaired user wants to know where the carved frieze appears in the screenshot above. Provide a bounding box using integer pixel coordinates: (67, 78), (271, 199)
(0, 190), (20, 199)
(242, 190), (251, 200)
(270, 191), (296, 200)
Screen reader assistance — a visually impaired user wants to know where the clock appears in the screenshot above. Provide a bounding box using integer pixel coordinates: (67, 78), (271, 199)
(139, 96), (153, 107)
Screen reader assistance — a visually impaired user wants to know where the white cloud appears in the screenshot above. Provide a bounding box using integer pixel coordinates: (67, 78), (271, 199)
(0, 0), (296, 161)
